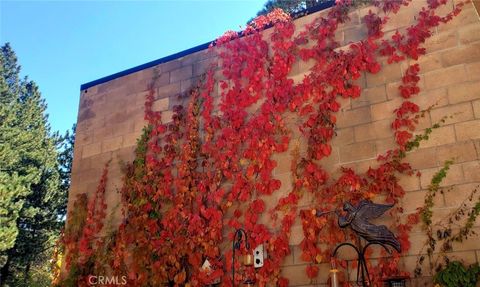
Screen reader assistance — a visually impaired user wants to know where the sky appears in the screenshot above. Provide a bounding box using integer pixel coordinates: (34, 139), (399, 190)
(0, 0), (266, 133)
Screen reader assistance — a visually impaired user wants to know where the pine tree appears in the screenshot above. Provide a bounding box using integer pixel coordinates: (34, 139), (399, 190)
(0, 43), (69, 286)
(255, 0), (328, 17)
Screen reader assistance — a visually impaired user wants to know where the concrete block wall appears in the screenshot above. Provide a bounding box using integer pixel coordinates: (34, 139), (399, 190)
(69, 1), (480, 285)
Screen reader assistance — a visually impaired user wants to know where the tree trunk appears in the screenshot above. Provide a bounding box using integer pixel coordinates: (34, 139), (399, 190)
(23, 261), (31, 285)
(0, 256), (11, 287)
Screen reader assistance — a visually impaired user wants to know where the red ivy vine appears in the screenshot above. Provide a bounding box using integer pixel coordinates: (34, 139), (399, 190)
(59, 0), (467, 286)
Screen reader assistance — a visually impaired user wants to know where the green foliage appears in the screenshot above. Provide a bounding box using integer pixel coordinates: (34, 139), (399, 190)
(421, 160), (453, 227)
(254, 0), (372, 18)
(0, 43), (71, 286)
(256, 0), (312, 17)
(434, 261), (480, 287)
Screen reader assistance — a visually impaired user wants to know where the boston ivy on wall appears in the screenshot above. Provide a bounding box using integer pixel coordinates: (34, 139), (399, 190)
(54, 0), (473, 286)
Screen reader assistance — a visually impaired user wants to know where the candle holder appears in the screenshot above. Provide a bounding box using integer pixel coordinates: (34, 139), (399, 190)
(328, 259), (346, 287)
(329, 260), (340, 287)
(232, 228), (250, 287)
(244, 254), (254, 266)
(243, 278), (255, 287)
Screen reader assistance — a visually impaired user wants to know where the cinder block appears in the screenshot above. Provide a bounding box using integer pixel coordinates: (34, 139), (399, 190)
(157, 82), (181, 99)
(442, 42), (480, 67)
(455, 120), (480, 141)
(343, 25), (367, 43)
(354, 119), (391, 142)
(401, 255), (430, 277)
(462, 160), (480, 182)
(281, 263), (330, 285)
(180, 78), (193, 94)
(452, 239), (480, 253)
(398, 174), (421, 192)
(413, 87), (449, 110)
(375, 136), (396, 155)
(123, 132), (140, 148)
(82, 142), (102, 158)
(402, 189), (438, 214)
(273, 153), (292, 175)
(105, 110), (129, 124)
(339, 141), (376, 163)
(386, 81), (401, 100)
(288, 224), (304, 246)
(151, 72), (170, 89)
(419, 125), (456, 149)
(161, 110), (174, 123)
(438, 5), (479, 32)
(458, 23), (480, 45)
(336, 106), (371, 128)
(280, 245), (295, 267)
(370, 98), (403, 121)
(430, 102), (474, 125)
(93, 126), (112, 142)
(289, 59), (315, 77)
(289, 72), (309, 85)
(113, 146), (136, 164)
(407, 53), (443, 74)
(424, 65), (467, 90)
(466, 61), (480, 81)
(193, 58), (217, 76)
(407, 232), (429, 256)
(436, 141), (478, 164)
(75, 130), (93, 147)
(337, 95), (352, 111)
(405, 147), (438, 170)
(444, 183), (480, 208)
(381, 3), (418, 32)
(352, 85), (387, 108)
(365, 63), (402, 87)
(447, 81), (480, 104)
(102, 136), (123, 153)
(331, 127), (355, 147)
(110, 121), (135, 138)
(420, 163), (464, 188)
(336, 11), (360, 32)
(159, 59), (181, 73)
(473, 100), (480, 119)
(425, 30), (458, 53)
(170, 65), (193, 83)
(152, 97), (169, 112)
(74, 168), (104, 186)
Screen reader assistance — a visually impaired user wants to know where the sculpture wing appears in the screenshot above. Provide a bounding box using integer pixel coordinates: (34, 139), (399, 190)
(355, 200), (393, 221)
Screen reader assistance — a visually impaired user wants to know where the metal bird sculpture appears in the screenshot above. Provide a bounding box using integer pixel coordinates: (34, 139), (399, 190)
(317, 200), (401, 253)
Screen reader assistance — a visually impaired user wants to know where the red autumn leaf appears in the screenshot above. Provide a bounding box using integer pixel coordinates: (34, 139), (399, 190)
(306, 265), (319, 279)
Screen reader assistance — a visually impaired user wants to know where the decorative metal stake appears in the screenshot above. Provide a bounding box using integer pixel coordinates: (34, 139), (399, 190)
(317, 200), (402, 286)
(232, 228), (250, 287)
(331, 241), (390, 286)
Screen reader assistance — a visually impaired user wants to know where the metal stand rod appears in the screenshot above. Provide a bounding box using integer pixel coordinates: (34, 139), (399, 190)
(232, 228), (249, 287)
(332, 241), (390, 286)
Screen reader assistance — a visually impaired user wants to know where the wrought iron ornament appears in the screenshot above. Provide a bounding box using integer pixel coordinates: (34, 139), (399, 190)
(317, 200), (402, 286)
(317, 200), (401, 252)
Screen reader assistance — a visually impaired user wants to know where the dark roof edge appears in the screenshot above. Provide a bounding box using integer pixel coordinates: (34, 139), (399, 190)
(80, 0), (335, 91)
